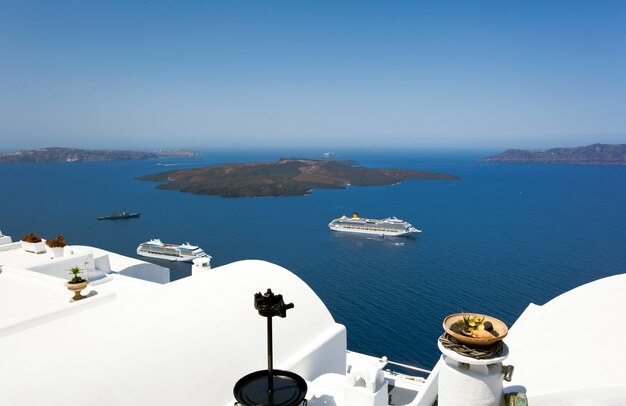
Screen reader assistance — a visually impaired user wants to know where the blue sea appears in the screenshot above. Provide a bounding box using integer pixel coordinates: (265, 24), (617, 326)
(2, 149), (625, 369)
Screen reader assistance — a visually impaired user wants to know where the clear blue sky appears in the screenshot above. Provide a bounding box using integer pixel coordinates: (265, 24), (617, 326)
(1, 1), (625, 150)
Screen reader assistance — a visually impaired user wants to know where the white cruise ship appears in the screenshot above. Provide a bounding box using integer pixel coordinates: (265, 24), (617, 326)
(136, 238), (209, 262)
(328, 213), (421, 237)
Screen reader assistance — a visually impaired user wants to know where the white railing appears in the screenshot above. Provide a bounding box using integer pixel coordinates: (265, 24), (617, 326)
(385, 359), (432, 375)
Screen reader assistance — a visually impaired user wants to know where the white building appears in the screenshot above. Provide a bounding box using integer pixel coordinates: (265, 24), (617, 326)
(0, 230), (624, 405)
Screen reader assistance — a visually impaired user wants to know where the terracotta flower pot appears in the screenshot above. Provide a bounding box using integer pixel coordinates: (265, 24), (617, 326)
(442, 313), (508, 346)
(65, 281), (88, 302)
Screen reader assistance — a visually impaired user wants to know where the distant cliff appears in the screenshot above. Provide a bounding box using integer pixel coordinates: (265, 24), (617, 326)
(0, 147), (198, 163)
(139, 158), (459, 198)
(482, 144), (626, 165)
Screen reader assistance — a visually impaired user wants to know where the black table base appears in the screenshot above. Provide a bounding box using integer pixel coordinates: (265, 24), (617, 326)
(234, 369), (307, 406)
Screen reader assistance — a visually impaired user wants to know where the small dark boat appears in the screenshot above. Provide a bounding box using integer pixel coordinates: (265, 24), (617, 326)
(97, 210), (140, 220)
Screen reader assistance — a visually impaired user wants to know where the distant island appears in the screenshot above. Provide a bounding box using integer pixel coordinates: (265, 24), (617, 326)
(482, 143), (626, 165)
(153, 150), (199, 158)
(138, 158), (459, 198)
(0, 147), (199, 164)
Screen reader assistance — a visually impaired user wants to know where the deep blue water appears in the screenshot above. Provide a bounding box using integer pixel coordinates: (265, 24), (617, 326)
(2, 149), (625, 369)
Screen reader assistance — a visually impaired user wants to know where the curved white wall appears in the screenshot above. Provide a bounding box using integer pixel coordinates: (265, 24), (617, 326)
(505, 273), (626, 402)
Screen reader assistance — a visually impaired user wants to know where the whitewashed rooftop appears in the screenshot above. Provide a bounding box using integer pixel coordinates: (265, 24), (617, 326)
(0, 239), (161, 339)
(0, 240), (170, 283)
(0, 258), (347, 406)
(505, 273), (626, 405)
(2, 229), (625, 405)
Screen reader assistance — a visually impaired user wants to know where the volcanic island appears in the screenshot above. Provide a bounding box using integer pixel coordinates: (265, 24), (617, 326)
(138, 158), (460, 198)
(482, 143), (626, 165)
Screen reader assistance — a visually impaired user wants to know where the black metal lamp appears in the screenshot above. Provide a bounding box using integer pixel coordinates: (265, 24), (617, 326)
(233, 289), (308, 406)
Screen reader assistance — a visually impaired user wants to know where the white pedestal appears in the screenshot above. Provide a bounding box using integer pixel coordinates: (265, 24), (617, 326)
(437, 340), (509, 406)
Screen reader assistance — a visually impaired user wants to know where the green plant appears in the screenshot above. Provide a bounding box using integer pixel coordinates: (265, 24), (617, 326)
(453, 313), (497, 339)
(46, 235), (67, 248)
(463, 313), (485, 331)
(68, 266), (86, 284)
(21, 232), (42, 243)
(457, 313), (486, 333)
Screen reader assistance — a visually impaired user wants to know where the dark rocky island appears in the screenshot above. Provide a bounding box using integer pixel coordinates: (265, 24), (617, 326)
(139, 158), (459, 198)
(482, 143), (626, 165)
(0, 147), (198, 163)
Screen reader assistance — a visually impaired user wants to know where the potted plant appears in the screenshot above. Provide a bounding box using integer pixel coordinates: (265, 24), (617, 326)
(45, 234), (67, 258)
(65, 266), (88, 302)
(21, 232), (46, 253)
(442, 313), (508, 346)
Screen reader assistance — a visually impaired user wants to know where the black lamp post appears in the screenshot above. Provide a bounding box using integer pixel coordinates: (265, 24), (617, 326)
(233, 289), (308, 406)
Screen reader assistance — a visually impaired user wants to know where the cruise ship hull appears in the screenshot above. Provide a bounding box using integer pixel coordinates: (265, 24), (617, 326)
(328, 215), (421, 237)
(329, 224), (417, 237)
(136, 250), (200, 262)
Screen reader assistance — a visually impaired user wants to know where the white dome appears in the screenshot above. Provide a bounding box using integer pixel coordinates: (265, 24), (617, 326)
(505, 273), (626, 404)
(0, 260), (346, 406)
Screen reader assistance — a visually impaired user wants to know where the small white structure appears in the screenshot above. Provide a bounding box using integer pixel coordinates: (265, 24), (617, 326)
(192, 256), (211, 275)
(0, 229), (12, 246)
(344, 353), (388, 406)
